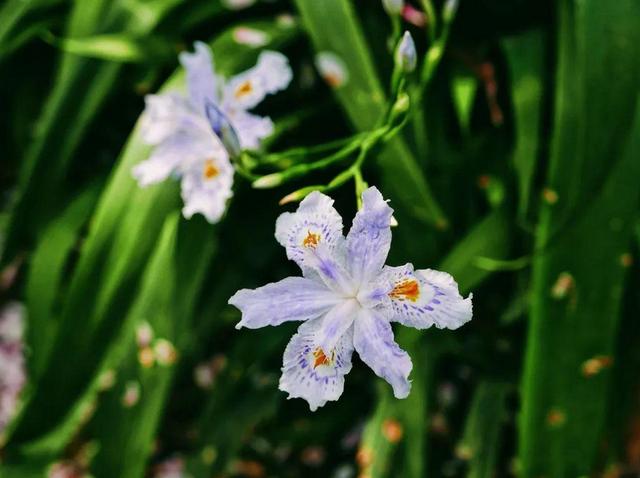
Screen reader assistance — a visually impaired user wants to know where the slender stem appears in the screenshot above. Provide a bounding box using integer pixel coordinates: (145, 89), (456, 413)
(420, 0), (438, 44)
(233, 166), (259, 181)
(412, 5), (457, 158)
(353, 167), (368, 209)
(259, 133), (367, 167)
(389, 14), (402, 52)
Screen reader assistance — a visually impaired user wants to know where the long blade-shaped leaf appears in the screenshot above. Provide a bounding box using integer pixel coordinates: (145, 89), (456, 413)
(88, 213), (217, 478)
(2, 0), (181, 259)
(25, 182), (100, 378)
(502, 30), (546, 224)
(458, 382), (509, 478)
(519, 0), (640, 469)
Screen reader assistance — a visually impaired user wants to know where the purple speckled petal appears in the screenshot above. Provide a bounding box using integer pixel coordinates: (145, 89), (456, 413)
(279, 318), (354, 411)
(303, 243), (355, 295)
(179, 41), (220, 114)
(346, 186), (393, 286)
(353, 308), (412, 399)
(230, 277), (341, 330)
(371, 265), (473, 330)
(275, 191), (345, 274)
(316, 299), (359, 354)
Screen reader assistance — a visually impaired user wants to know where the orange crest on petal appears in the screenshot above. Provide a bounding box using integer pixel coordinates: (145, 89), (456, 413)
(235, 80), (253, 98)
(389, 279), (420, 302)
(312, 347), (332, 368)
(302, 230), (321, 248)
(203, 159), (219, 180)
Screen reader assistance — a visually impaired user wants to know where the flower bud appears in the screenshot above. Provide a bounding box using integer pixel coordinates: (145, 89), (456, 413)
(390, 92), (411, 123)
(382, 0), (404, 15)
(279, 186), (324, 205)
(443, 0), (459, 23)
(395, 31), (417, 73)
(253, 173), (283, 189)
(205, 100), (242, 159)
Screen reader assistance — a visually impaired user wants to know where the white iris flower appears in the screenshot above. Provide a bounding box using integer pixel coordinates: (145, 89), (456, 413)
(132, 42), (292, 223)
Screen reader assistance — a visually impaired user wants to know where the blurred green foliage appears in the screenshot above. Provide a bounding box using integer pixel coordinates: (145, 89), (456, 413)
(1, 0), (639, 477)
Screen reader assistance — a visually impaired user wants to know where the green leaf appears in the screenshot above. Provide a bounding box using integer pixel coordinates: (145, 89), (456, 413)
(43, 32), (176, 63)
(88, 213), (217, 478)
(0, 463), (48, 478)
(25, 182), (101, 379)
(451, 74), (477, 133)
(2, 0), (181, 260)
(358, 385), (401, 478)
(519, 0), (640, 472)
(186, 331), (285, 477)
(457, 382), (510, 478)
(520, 99), (640, 476)
(502, 30), (546, 224)
(0, 0), (64, 61)
(440, 209), (512, 293)
(293, 0), (447, 228)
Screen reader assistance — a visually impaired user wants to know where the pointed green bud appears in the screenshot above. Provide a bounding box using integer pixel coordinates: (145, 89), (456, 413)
(279, 186), (326, 205)
(395, 31), (417, 72)
(390, 92), (411, 122)
(253, 173), (283, 189)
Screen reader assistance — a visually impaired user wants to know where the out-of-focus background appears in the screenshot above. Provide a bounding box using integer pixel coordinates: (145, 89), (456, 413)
(1, 0), (639, 477)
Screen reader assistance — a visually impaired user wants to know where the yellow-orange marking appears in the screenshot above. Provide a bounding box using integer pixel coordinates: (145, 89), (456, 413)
(312, 347), (332, 368)
(235, 80), (253, 98)
(302, 230), (321, 248)
(389, 279), (420, 302)
(203, 159), (219, 180)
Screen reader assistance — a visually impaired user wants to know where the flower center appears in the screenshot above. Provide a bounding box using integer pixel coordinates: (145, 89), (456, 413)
(203, 159), (219, 180)
(302, 230), (320, 248)
(312, 347), (333, 368)
(235, 80), (253, 98)
(389, 279), (420, 302)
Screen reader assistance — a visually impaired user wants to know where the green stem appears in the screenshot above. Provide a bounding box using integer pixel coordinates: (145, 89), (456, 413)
(411, 6), (456, 158)
(420, 0), (438, 44)
(258, 133), (367, 167)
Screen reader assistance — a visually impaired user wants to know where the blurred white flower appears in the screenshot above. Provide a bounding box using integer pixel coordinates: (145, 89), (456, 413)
(132, 42), (292, 223)
(233, 26), (270, 48)
(122, 380), (140, 408)
(48, 461), (90, 478)
(194, 354), (227, 389)
(154, 338), (177, 366)
(0, 302), (26, 434)
(314, 51), (349, 89)
(153, 456), (191, 478)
